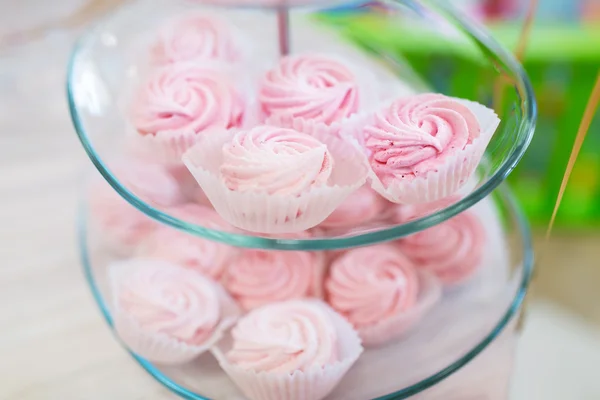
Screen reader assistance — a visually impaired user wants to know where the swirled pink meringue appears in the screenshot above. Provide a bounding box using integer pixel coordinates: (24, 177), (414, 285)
(116, 261), (221, 345)
(140, 205), (235, 280)
(131, 63), (244, 136)
(224, 249), (323, 310)
(259, 53), (360, 125)
(220, 125), (333, 196)
(364, 94), (480, 182)
(88, 162), (182, 249)
(152, 14), (241, 64)
(397, 211), (485, 284)
(392, 196), (460, 224)
(325, 244), (418, 328)
(226, 301), (338, 373)
(319, 185), (384, 229)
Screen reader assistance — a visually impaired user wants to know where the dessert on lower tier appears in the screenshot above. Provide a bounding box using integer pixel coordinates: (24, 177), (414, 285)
(182, 124), (368, 233)
(397, 209), (486, 285)
(223, 248), (326, 310)
(213, 300), (363, 400)
(325, 244), (441, 347)
(109, 258), (241, 365)
(137, 204), (237, 280)
(87, 161), (183, 254)
(359, 93), (501, 204)
(317, 185), (386, 230)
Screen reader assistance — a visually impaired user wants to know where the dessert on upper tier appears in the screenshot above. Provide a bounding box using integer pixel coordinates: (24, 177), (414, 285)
(360, 93), (500, 204)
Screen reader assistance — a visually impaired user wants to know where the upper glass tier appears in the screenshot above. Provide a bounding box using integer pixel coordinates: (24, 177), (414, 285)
(67, 0), (536, 250)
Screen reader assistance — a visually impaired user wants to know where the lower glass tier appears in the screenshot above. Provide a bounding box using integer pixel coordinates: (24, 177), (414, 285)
(79, 184), (532, 400)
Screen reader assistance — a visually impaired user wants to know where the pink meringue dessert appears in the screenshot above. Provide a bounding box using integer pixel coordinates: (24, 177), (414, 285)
(110, 258), (240, 365)
(318, 185), (385, 230)
(362, 93), (500, 204)
(397, 209), (486, 285)
(182, 124), (368, 233)
(259, 53), (361, 133)
(137, 204), (236, 280)
(213, 300), (363, 400)
(325, 244), (441, 347)
(87, 161), (183, 254)
(223, 248), (326, 310)
(129, 62), (245, 164)
(151, 14), (244, 65)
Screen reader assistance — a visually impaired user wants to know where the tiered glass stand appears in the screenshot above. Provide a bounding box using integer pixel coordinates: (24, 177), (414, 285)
(68, 0), (536, 399)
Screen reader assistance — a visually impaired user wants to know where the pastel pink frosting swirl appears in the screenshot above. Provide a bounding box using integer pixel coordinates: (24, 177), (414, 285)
(152, 15), (241, 64)
(364, 94), (480, 181)
(220, 126), (333, 195)
(326, 244), (418, 328)
(320, 186), (383, 229)
(227, 301), (338, 373)
(88, 163), (182, 248)
(259, 53), (360, 125)
(112, 162), (182, 206)
(224, 250), (322, 310)
(139, 205), (235, 279)
(115, 261), (221, 345)
(131, 63), (244, 136)
(397, 211), (485, 284)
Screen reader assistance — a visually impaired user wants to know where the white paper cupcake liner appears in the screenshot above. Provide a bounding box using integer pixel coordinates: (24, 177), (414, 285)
(182, 128), (369, 234)
(109, 260), (241, 365)
(212, 301), (363, 400)
(366, 99), (500, 205)
(358, 271), (442, 347)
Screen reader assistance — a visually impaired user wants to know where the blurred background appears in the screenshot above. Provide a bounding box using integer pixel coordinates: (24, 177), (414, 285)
(1, 0), (599, 398)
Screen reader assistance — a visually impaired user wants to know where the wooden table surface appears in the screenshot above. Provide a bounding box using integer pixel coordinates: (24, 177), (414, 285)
(2, 23), (600, 400)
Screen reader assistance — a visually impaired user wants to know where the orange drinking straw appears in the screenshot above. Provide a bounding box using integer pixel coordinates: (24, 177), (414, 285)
(545, 72), (600, 241)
